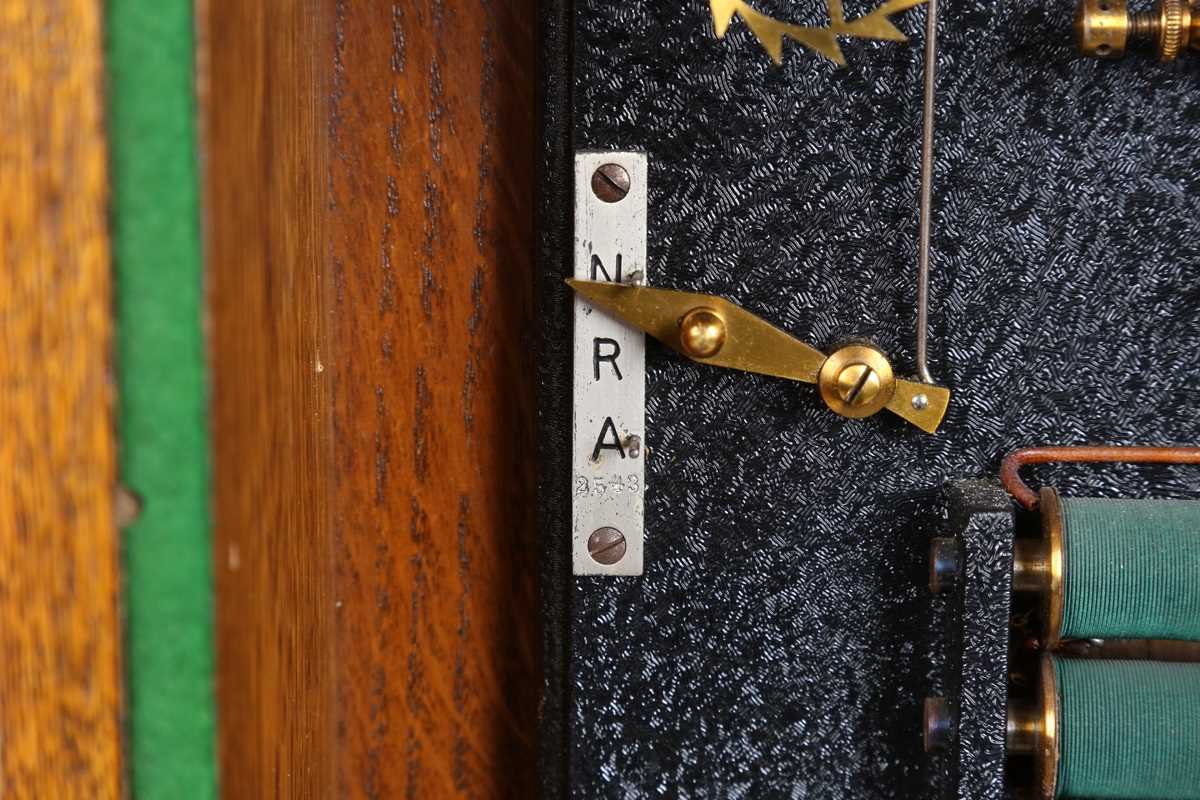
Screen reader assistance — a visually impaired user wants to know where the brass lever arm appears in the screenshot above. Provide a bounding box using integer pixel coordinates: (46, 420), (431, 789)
(568, 279), (950, 433)
(569, 279), (826, 382)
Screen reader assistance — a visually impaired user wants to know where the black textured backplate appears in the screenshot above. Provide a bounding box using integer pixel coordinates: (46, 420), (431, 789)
(541, 1), (1200, 797)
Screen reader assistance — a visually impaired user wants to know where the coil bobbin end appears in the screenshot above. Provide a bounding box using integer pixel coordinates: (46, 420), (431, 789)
(1006, 657), (1060, 800)
(1040, 488), (1066, 650)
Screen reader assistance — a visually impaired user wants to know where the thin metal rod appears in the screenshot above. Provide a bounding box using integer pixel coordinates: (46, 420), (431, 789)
(915, 0), (938, 385)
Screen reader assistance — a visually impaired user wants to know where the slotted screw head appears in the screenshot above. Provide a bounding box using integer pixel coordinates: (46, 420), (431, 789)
(591, 163), (630, 203)
(817, 344), (895, 420)
(588, 526), (627, 565)
(835, 363), (881, 407)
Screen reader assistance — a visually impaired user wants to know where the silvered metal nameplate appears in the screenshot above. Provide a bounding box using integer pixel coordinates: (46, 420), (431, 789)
(572, 152), (647, 576)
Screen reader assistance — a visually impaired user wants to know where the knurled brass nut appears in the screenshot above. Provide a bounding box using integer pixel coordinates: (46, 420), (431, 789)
(1159, 0), (1190, 60)
(1076, 0), (1200, 60)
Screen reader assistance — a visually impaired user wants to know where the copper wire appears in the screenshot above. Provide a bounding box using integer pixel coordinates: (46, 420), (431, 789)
(1000, 446), (1200, 510)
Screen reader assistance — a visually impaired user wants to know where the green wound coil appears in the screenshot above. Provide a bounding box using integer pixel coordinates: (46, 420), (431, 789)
(1054, 657), (1200, 799)
(1060, 497), (1200, 641)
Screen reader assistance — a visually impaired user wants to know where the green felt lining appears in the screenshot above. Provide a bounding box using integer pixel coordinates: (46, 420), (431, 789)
(107, 1), (217, 796)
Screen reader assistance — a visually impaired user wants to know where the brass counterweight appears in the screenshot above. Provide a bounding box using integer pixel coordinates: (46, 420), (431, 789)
(1077, 0), (1200, 60)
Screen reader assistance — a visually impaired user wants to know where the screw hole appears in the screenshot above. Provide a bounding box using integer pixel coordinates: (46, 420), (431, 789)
(1099, 1), (1110, 10)
(1097, 43), (1113, 55)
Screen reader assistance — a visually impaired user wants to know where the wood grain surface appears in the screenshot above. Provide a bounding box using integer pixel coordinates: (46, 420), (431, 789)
(204, 2), (539, 797)
(0, 1), (124, 796)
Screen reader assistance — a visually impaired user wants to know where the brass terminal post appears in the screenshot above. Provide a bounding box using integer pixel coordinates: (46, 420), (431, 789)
(1077, 0), (1200, 60)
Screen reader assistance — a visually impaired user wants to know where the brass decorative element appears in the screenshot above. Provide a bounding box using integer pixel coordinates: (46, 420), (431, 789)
(1076, 0), (1132, 56)
(711, 0), (927, 66)
(678, 307), (727, 359)
(1161, 0), (1191, 59)
(885, 379), (947, 434)
(1076, 0), (1200, 60)
(566, 279), (951, 433)
(568, 279), (827, 380)
(818, 344), (895, 419)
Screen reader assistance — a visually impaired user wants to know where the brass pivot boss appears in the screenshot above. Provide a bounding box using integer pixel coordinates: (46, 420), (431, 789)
(817, 345), (895, 419)
(1076, 0), (1200, 60)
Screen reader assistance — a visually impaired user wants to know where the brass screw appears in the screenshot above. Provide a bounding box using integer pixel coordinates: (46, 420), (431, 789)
(1076, 0), (1200, 60)
(835, 363), (882, 407)
(591, 163), (630, 203)
(678, 307), (727, 359)
(817, 344), (896, 420)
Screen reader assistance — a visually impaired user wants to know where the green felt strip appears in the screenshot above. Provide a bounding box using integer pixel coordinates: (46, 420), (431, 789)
(1061, 497), (1200, 641)
(1055, 658), (1200, 799)
(107, 2), (217, 797)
